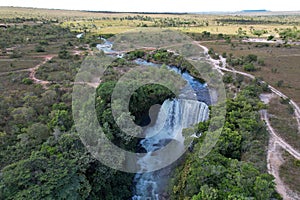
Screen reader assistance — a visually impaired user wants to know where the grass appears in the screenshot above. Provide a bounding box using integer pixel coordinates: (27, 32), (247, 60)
(268, 96), (300, 152)
(0, 59), (42, 72)
(0, 71), (39, 93)
(202, 41), (300, 105)
(279, 149), (300, 195)
(62, 19), (298, 36)
(175, 24), (297, 37)
(35, 57), (81, 82)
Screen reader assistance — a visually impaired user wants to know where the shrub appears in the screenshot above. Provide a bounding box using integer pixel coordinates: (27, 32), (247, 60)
(9, 51), (22, 58)
(245, 54), (258, 63)
(276, 80), (284, 87)
(243, 63), (256, 72)
(58, 50), (71, 59)
(258, 58), (265, 66)
(35, 45), (45, 52)
(22, 78), (33, 85)
(267, 35), (274, 41)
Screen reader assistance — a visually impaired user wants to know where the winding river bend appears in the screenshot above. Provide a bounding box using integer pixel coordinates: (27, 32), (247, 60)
(97, 39), (210, 199)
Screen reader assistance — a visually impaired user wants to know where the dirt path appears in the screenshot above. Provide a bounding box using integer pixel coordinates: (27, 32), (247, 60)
(29, 55), (54, 89)
(196, 40), (300, 132)
(267, 133), (290, 200)
(261, 110), (300, 199)
(202, 43), (300, 147)
(196, 41), (300, 145)
(195, 41), (300, 199)
(0, 51), (102, 89)
(0, 55), (54, 89)
(262, 110), (300, 160)
(219, 58), (300, 200)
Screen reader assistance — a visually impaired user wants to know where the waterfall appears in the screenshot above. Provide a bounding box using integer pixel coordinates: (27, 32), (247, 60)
(95, 38), (210, 199)
(132, 98), (209, 199)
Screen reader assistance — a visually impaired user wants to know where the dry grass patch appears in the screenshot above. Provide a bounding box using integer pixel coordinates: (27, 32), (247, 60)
(279, 149), (300, 196)
(268, 96), (300, 152)
(202, 41), (300, 105)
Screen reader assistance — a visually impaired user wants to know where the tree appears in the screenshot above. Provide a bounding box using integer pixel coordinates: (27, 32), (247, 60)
(254, 176), (275, 200)
(192, 185), (218, 200)
(41, 90), (57, 106)
(11, 106), (36, 126)
(0, 133), (134, 200)
(27, 123), (50, 142)
(48, 109), (73, 131)
(218, 127), (242, 159)
(0, 135), (91, 200)
(237, 27), (247, 38)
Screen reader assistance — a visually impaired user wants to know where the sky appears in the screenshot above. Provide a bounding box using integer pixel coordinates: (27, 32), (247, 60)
(0, 0), (299, 12)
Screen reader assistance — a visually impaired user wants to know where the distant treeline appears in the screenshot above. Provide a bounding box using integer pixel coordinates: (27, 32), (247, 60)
(216, 18), (300, 25)
(86, 10), (189, 15)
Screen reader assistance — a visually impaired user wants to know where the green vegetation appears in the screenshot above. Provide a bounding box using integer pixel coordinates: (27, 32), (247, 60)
(170, 83), (279, 199)
(279, 150), (300, 195)
(0, 133), (134, 200)
(0, 16), (135, 199)
(201, 40), (300, 105)
(243, 63), (256, 72)
(279, 27), (300, 41)
(1, 7), (300, 199)
(36, 57), (81, 82)
(268, 96), (300, 151)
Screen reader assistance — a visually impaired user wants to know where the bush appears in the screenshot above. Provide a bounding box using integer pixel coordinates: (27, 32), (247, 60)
(22, 78), (33, 85)
(267, 35), (274, 41)
(39, 40), (49, 45)
(243, 63), (256, 72)
(222, 52), (227, 58)
(9, 51), (22, 58)
(223, 74), (233, 83)
(245, 54), (258, 63)
(280, 97), (290, 105)
(258, 58), (265, 66)
(35, 45), (45, 52)
(276, 80), (284, 87)
(58, 50), (71, 59)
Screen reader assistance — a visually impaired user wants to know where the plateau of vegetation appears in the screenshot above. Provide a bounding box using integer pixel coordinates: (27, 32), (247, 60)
(0, 6), (299, 199)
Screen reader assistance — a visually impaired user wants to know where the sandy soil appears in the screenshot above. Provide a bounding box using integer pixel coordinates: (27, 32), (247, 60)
(262, 110), (300, 200)
(197, 41), (300, 199)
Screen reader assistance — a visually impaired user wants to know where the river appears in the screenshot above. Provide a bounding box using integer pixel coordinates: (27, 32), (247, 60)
(97, 38), (210, 199)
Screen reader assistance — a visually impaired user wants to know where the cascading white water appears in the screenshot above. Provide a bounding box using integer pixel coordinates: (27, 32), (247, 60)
(95, 38), (210, 199)
(132, 98), (209, 199)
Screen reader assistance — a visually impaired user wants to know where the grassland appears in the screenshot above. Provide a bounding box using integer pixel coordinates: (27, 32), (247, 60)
(202, 41), (300, 105)
(279, 149), (300, 196)
(268, 96), (300, 152)
(1, 7), (299, 36)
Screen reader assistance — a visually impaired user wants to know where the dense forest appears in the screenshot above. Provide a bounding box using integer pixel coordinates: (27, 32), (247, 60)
(170, 82), (279, 199)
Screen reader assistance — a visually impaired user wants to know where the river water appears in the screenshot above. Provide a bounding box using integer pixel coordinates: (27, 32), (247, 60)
(97, 38), (210, 199)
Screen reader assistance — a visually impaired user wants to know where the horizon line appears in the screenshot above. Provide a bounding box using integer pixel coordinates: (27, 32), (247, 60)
(1, 6), (300, 14)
